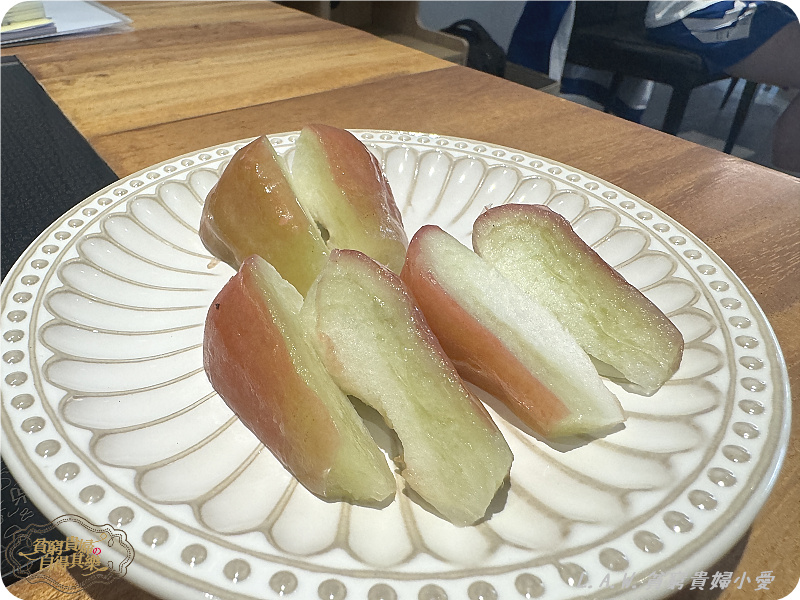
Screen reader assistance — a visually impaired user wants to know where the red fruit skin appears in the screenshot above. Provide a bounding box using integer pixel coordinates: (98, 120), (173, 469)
(401, 226), (572, 437)
(199, 136), (327, 295)
(306, 124), (405, 235)
(203, 257), (339, 496)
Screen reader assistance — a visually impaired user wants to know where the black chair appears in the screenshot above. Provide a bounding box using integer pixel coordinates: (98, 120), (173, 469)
(566, 1), (756, 150)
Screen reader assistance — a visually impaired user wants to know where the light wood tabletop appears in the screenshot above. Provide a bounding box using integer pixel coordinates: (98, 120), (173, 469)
(3, 3), (798, 600)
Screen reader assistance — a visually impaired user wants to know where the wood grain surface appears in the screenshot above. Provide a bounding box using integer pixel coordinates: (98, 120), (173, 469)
(3, 2), (798, 600)
(3, 2), (449, 139)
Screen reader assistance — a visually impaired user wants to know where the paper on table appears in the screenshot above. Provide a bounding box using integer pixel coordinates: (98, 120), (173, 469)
(1, 0), (56, 41)
(1, 1), (131, 46)
(1, 18), (57, 42)
(3, 1), (48, 24)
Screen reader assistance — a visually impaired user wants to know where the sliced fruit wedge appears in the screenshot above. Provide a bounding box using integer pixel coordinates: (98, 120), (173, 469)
(301, 249), (512, 526)
(401, 225), (625, 439)
(472, 204), (684, 394)
(289, 124), (408, 273)
(203, 255), (395, 504)
(199, 136), (328, 295)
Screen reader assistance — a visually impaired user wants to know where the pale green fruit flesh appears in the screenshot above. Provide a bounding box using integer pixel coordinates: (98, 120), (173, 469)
(199, 136), (328, 296)
(289, 125), (408, 273)
(407, 226), (624, 438)
(301, 250), (512, 526)
(472, 205), (683, 394)
(205, 255), (395, 504)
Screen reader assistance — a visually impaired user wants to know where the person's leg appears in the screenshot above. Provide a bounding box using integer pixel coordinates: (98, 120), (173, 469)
(725, 20), (800, 171)
(770, 93), (800, 171)
(725, 20), (800, 88)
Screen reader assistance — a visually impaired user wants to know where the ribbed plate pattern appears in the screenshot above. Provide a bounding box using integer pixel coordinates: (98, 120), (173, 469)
(1, 132), (789, 600)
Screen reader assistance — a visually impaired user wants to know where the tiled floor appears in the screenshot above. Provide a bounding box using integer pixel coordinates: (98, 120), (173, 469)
(643, 79), (797, 175)
(559, 78), (798, 177)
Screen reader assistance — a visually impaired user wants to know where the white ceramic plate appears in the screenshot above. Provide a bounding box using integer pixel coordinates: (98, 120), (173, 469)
(1, 131), (790, 600)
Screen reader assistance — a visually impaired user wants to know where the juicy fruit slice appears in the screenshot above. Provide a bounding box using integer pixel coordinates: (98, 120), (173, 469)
(472, 204), (684, 394)
(290, 124), (408, 273)
(301, 249), (512, 526)
(401, 225), (624, 439)
(199, 136), (328, 295)
(203, 255), (395, 504)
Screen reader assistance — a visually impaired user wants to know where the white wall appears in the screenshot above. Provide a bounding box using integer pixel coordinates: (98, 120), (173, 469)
(417, 1), (526, 52)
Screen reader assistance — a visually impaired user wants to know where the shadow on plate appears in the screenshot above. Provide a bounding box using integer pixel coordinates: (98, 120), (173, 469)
(467, 382), (626, 452)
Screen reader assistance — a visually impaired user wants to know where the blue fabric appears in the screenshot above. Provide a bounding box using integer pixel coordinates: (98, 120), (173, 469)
(647, 1), (798, 76)
(507, 1), (572, 74)
(508, 1), (653, 124)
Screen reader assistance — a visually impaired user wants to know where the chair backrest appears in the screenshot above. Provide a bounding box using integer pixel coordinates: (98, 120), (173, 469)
(572, 1), (648, 28)
(566, 0), (717, 90)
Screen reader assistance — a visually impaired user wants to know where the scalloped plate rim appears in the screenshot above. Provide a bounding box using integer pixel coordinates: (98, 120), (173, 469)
(0, 130), (792, 600)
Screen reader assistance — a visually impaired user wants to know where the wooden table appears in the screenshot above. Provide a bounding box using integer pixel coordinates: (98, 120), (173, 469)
(4, 3), (798, 600)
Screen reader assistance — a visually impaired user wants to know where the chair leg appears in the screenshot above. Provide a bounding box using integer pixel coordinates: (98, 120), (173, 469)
(720, 78), (739, 109)
(723, 80), (758, 154)
(604, 72), (624, 113)
(662, 86), (692, 135)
